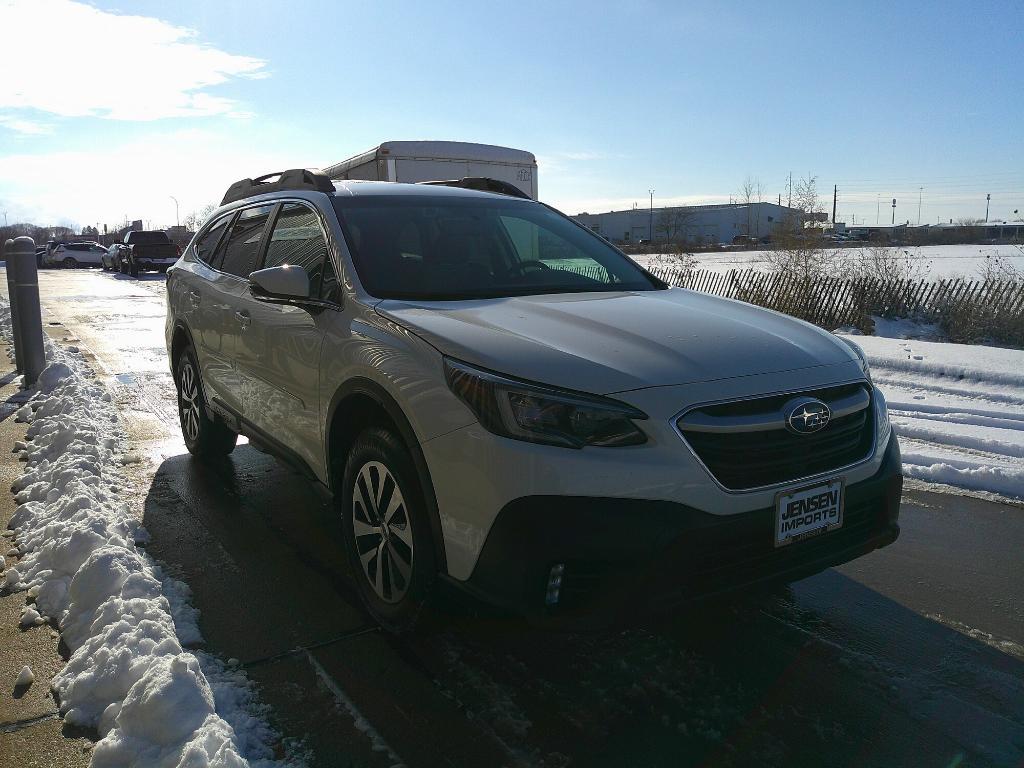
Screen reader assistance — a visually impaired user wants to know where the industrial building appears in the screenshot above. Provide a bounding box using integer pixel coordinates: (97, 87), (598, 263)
(572, 202), (806, 245)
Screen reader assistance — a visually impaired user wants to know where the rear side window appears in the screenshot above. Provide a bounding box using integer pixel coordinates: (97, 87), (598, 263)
(264, 204), (330, 295)
(218, 205), (273, 277)
(194, 214), (231, 265)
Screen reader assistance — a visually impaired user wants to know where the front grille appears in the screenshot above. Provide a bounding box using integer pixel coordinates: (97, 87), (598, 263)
(678, 384), (874, 491)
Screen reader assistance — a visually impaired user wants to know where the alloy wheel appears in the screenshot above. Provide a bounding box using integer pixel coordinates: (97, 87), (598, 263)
(351, 461), (414, 604)
(178, 361), (201, 442)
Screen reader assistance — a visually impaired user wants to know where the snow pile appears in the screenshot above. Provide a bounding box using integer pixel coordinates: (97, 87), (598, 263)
(839, 334), (1024, 499)
(0, 308), (293, 767)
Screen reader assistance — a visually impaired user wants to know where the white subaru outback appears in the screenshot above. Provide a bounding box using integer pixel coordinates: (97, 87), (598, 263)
(165, 169), (901, 630)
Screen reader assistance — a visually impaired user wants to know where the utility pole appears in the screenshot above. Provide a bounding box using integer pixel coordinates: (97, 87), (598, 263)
(787, 173), (792, 208)
(778, 193), (781, 205)
(917, 187), (923, 226)
(169, 196), (180, 227)
(985, 193), (991, 222)
(876, 195), (880, 225)
(648, 189), (654, 242)
(891, 198), (897, 226)
(832, 185), (837, 224)
(2, 211), (7, 227)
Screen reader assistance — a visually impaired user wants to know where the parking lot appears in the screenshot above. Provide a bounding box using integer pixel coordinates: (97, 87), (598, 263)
(22, 266), (1024, 768)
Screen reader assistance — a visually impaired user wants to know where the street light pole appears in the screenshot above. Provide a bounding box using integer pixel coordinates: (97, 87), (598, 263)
(876, 195), (880, 225)
(170, 196), (180, 227)
(918, 187), (922, 226)
(648, 189), (654, 243)
(985, 193), (990, 223)
(891, 198), (896, 226)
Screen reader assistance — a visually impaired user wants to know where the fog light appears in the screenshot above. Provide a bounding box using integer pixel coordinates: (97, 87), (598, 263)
(545, 563), (565, 606)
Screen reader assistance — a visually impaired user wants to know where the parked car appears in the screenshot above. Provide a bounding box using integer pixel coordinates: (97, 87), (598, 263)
(123, 230), (180, 276)
(51, 242), (107, 268)
(102, 244), (128, 272)
(165, 169), (901, 631)
(731, 234), (759, 246)
(35, 247), (47, 267)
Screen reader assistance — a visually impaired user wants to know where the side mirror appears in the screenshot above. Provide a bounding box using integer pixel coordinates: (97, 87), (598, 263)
(249, 265), (311, 300)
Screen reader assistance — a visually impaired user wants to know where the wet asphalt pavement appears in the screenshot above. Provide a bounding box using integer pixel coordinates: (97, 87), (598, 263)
(27, 268), (1024, 767)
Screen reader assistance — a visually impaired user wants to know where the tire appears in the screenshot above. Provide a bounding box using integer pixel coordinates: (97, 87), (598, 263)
(119, 260), (127, 274)
(129, 259), (139, 277)
(175, 346), (237, 458)
(341, 426), (436, 632)
(63, 257), (77, 269)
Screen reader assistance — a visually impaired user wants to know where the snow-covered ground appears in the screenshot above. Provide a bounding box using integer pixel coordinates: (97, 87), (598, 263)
(837, 330), (1024, 500)
(634, 243), (1024, 280)
(0, 305), (298, 768)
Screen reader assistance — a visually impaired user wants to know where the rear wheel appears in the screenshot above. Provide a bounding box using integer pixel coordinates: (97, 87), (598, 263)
(175, 346), (237, 457)
(341, 426), (436, 632)
(63, 257), (77, 269)
(129, 259), (139, 277)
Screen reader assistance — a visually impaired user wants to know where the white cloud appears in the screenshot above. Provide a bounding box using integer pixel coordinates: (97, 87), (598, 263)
(0, 114), (52, 135)
(0, 129), (309, 228)
(0, 0), (266, 124)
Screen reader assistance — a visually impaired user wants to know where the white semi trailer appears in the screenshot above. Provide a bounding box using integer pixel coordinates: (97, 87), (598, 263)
(321, 140), (538, 199)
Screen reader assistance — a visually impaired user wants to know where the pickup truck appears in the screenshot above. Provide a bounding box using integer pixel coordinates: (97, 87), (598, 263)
(122, 231), (180, 276)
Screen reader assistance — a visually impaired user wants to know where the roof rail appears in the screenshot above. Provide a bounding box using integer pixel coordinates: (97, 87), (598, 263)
(417, 177), (531, 200)
(221, 168), (334, 206)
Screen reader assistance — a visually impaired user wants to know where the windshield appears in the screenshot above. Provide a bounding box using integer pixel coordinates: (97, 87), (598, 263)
(331, 196), (662, 300)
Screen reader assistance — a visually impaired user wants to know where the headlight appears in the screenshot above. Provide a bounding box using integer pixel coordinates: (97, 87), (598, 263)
(874, 387), (891, 447)
(444, 358), (648, 448)
(836, 335), (872, 382)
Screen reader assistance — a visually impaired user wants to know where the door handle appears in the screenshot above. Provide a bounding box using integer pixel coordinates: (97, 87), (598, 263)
(235, 310), (251, 328)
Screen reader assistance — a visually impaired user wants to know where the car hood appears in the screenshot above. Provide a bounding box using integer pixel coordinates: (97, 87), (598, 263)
(376, 289), (858, 394)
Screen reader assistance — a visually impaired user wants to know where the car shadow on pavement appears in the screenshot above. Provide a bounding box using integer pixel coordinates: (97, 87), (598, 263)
(109, 273), (167, 283)
(139, 449), (1024, 768)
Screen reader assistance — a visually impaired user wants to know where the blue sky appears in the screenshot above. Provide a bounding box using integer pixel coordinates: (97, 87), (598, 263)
(0, 0), (1021, 229)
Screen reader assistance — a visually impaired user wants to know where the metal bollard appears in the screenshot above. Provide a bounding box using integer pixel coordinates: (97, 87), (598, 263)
(3, 238), (25, 372)
(9, 237), (45, 386)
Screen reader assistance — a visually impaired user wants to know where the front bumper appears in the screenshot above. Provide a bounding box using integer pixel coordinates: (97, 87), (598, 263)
(458, 436), (902, 626)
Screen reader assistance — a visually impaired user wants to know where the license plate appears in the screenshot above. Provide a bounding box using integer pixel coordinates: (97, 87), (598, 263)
(775, 479), (844, 547)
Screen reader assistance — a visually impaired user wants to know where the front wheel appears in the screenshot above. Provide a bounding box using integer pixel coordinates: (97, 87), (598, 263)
(129, 259), (139, 277)
(341, 427), (436, 632)
(63, 257), (77, 269)
(175, 347), (237, 458)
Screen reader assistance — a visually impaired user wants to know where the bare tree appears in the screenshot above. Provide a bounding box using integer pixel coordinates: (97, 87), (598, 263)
(736, 175), (765, 236)
(763, 175), (840, 279)
(182, 203), (217, 233)
(850, 245), (931, 282)
(656, 207), (696, 250)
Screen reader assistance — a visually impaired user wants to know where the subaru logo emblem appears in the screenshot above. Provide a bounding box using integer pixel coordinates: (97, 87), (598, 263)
(785, 398), (831, 435)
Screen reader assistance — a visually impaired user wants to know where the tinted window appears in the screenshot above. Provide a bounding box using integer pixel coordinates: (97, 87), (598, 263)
(194, 214), (231, 265)
(127, 231), (170, 245)
(264, 204), (330, 295)
(331, 196), (659, 300)
(218, 205), (273, 277)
